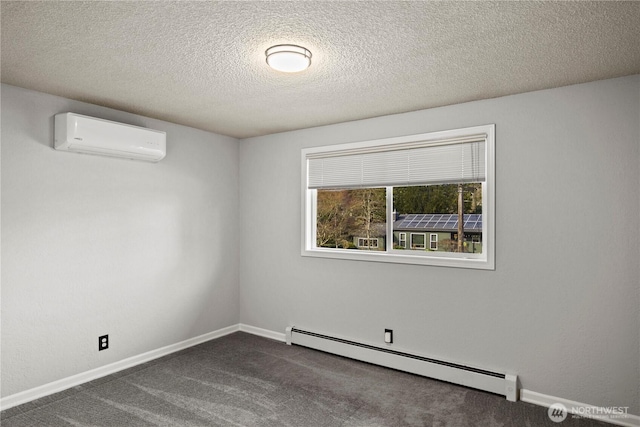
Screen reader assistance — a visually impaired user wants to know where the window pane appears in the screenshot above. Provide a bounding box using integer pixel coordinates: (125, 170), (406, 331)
(393, 183), (482, 253)
(430, 234), (438, 250)
(316, 188), (386, 251)
(410, 233), (426, 249)
(398, 233), (407, 248)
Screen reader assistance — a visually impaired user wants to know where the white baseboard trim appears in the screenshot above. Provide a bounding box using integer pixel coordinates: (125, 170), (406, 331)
(521, 389), (640, 427)
(239, 323), (286, 342)
(5, 324), (637, 427)
(0, 324), (240, 411)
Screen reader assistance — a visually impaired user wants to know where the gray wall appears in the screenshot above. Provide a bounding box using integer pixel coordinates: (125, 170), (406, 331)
(239, 75), (640, 413)
(1, 84), (240, 397)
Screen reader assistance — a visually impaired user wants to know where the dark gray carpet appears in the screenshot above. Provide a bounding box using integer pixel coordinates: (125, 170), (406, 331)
(1, 332), (609, 426)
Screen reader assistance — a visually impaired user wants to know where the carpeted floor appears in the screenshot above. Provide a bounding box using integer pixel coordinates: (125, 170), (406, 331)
(1, 332), (610, 426)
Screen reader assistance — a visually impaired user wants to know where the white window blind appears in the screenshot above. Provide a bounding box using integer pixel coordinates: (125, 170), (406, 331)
(307, 135), (486, 189)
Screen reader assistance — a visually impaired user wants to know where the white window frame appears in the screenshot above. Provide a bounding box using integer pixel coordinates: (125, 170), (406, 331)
(430, 233), (438, 250)
(410, 233), (427, 249)
(357, 238), (379, 248)
(398, 232), (407, 248)
(301, 124), (495, 270)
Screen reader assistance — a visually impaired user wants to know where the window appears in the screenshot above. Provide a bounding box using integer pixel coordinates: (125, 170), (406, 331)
(302, 124), (495, 269)
(410, 233), (426, 249)
(316, 188), (386, 250)
(398, 232), (406, 248)
(357, 238), (379, 249)
(430, 234), (438, 250)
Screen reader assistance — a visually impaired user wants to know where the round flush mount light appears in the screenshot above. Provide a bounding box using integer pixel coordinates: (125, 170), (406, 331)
(265, 44), (312, 73)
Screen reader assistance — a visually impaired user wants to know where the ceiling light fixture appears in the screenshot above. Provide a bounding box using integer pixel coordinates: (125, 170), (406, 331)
(265, 44), (312, 73)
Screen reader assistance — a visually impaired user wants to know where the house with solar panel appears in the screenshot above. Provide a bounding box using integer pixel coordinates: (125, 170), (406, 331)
(392, 213), (483, 253)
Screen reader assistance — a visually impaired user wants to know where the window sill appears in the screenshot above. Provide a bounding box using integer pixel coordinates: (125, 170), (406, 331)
(302, 247), (494, 270)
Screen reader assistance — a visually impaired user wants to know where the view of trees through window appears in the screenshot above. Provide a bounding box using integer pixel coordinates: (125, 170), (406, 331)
(316, 183), (482, 252)
(316, 188), (386, 250)
(393, 184), (482, 216)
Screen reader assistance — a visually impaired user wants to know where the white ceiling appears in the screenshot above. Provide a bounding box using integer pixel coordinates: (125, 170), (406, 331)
(2, 1), (639, 139)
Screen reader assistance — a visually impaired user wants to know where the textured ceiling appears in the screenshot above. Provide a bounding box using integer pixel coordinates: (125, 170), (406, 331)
(2, 1), (639, 139)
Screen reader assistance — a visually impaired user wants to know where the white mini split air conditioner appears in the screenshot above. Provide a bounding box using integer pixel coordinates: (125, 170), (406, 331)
(54, 113), (166, 162)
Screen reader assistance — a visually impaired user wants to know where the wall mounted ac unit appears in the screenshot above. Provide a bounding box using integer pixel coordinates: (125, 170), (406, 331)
(54, 113), (166, 162)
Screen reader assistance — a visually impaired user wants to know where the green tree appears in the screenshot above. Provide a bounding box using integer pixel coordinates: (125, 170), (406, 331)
(393, 184), (481, 214)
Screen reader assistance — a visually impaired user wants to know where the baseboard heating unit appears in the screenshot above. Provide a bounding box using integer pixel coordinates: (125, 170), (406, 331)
(286, 326), (518, 402)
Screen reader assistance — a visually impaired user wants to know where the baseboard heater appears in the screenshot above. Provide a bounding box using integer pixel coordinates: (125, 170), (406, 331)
(286, 326), (518, 402)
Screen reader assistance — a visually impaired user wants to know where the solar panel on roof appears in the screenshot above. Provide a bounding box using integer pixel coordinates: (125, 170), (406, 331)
(394, 213), (482, 230)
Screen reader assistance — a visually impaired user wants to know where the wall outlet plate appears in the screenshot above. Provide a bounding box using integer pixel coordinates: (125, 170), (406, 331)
(98, 335), (109, 351)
